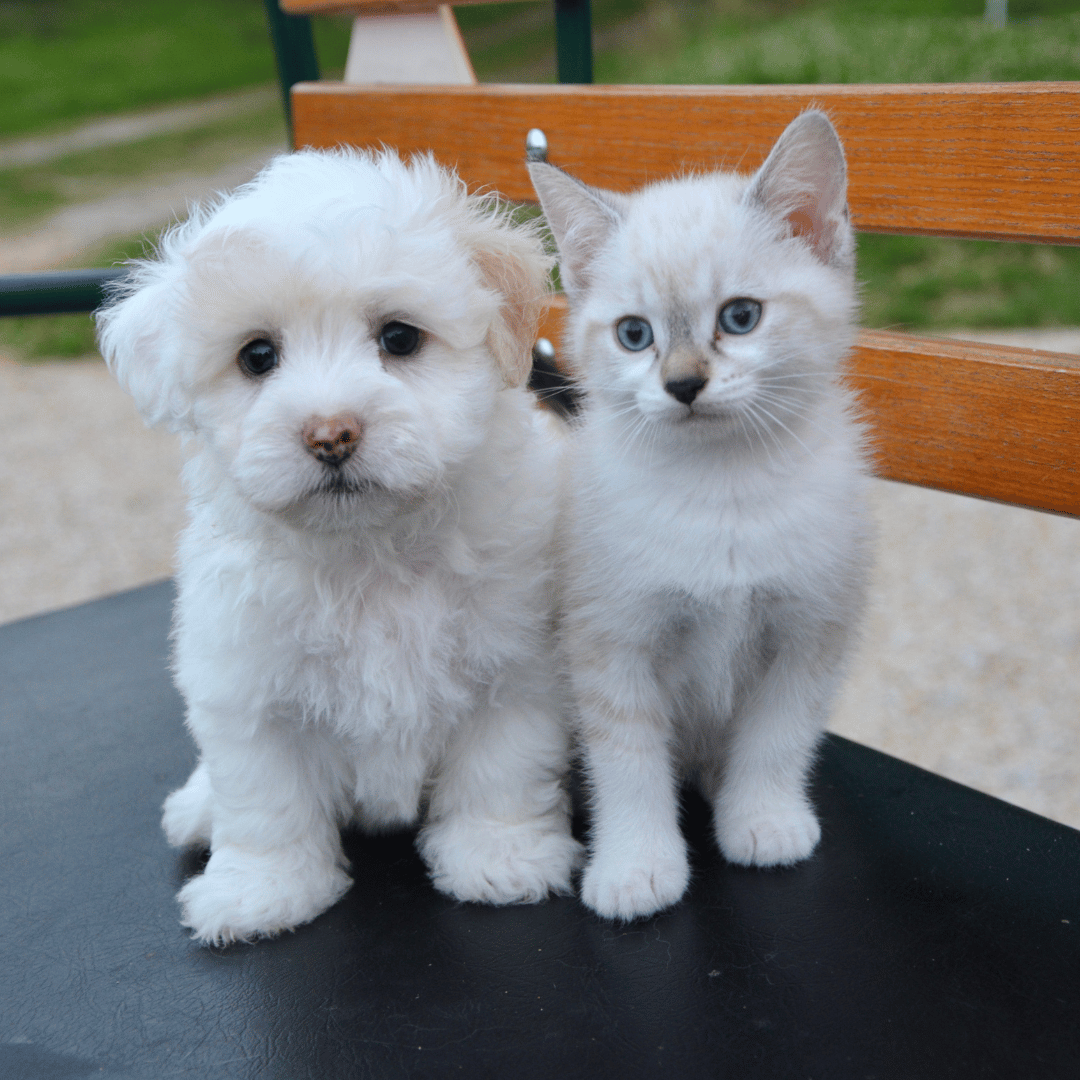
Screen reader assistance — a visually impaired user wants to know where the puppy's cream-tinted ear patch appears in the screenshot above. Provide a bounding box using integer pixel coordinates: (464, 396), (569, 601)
(468, 214), (553, 390)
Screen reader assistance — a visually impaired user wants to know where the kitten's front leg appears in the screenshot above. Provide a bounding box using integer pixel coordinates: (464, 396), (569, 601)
(713, 615), (850, 868)
(574, 648), (689, 921)
(169, 709), (353, 945)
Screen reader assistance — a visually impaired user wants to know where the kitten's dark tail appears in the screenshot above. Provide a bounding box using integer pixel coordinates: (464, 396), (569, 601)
(528, 337), (582, 419)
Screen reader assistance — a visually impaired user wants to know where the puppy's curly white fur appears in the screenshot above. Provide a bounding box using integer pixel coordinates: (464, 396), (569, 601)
(97, 149), (581, 945)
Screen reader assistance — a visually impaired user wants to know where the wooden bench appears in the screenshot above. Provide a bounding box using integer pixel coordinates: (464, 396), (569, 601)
(4, 33), (1079, 1080)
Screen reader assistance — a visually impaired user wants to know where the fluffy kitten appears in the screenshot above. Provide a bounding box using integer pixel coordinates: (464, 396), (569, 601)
(529, 111), (872, 921)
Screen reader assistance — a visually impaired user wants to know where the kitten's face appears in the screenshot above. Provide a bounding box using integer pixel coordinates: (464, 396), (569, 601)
(574, 177), (856, 436)
(530, 110), (857, 450)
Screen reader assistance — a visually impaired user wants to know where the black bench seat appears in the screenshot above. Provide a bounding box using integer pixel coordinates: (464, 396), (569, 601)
(2, 582), (1078, 1079)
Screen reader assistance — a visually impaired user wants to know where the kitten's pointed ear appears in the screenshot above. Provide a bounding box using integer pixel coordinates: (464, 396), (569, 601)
(744, 110), (853, 268)
(528, 161), (625, 295)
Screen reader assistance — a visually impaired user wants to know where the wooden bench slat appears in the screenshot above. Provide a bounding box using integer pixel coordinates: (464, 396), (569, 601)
(292, 82), (1080, 245)
(537, 299), (1080, 517)
(852, 331), (1080, 516)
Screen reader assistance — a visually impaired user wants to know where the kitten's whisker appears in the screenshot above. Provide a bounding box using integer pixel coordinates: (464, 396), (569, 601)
(735, 409), (778, 470)
(601, 400), (650, 423)
(756, 372), (834, 383)
(754, 366), (914, 391)
(840, 371), (912, 388)
(754, 392), (838, 442)
(739, 401), (791, 467)
(752, 352), (825, 374)
(754, 391), (816, 418)
(609, 410), (654, 460)
(749, 400), (817, 458)
(754, 381), (823, 399)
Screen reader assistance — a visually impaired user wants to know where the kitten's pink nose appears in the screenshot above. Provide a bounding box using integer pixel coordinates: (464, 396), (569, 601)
(302, 414), (362, 464)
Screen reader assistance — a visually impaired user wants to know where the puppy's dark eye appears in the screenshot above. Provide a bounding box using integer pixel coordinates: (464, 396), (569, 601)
(238, 338), (279, 377)
(718, 298), (762, 335)
(615, 316), (654, 352)
(379, 321), (421, 357)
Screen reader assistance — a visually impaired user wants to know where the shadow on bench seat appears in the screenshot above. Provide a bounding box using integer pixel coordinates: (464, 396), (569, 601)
(2, 581), (1078, 1077)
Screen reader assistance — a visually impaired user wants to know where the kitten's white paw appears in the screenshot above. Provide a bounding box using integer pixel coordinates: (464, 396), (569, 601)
(580, 849), (690, 922)
(178, 844), (352, 946)
(162, 764), (213, 848)
(419, 818), (584, 904)
(717, 804), (821, 867)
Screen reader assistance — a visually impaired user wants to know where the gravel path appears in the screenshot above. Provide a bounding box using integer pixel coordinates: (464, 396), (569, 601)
(0, 86), (278, 170)
(1, 101), (1077, 831)
(0, 355), (186, 620)
(0, 152), (279, 274)
(0, 87), (284, 273)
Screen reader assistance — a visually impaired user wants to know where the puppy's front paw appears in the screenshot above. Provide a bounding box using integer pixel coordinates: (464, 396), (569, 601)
(717, 803), (821, 867)
(178, 844), (352, 946)
(580, 847), (690, 922)
(419, 818), (584, 905)
(162, 763), (213, 848)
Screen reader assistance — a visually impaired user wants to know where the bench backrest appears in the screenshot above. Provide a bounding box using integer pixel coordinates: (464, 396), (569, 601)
(291, 80), (1080, 517)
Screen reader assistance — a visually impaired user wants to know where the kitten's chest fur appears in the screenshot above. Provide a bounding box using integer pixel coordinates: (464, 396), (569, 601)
(640, 584), (769, 723)
(568, 417), (862, 602)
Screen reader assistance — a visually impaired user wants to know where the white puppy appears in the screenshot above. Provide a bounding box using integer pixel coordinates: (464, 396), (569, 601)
(97, 149), (582, 945)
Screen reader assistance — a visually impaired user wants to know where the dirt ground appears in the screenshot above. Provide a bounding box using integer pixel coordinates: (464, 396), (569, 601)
(2, 100), (1078, 831)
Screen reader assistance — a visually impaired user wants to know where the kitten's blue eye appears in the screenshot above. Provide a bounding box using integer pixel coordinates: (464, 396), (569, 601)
(238, 338), (279, 377)
(615, 316), (654, 352)
(718, 298), (762, 335)
(380, 321), (421, 357)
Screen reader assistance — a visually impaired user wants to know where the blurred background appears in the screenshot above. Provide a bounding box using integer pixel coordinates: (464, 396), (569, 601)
(1, 0), (1078, 826)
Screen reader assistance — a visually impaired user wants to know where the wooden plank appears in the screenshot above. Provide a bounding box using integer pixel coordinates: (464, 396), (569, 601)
(851, 331), (1080, 516)
(537, 299), (1080, 517)
(292, 82), (1080, 245)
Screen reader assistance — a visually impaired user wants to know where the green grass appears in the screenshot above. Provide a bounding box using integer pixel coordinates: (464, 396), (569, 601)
(859, 234), (1080, 331)
(0, 0), (350, 138)
(0, 311), (102, 360)
(597, 1), (1080, 85)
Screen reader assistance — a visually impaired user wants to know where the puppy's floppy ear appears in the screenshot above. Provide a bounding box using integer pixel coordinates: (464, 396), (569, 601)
(95, 254), (191, 430)
(465, 207), (554, 390)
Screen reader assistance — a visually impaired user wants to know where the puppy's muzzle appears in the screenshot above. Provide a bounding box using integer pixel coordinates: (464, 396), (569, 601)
(302, 414), (363, 465)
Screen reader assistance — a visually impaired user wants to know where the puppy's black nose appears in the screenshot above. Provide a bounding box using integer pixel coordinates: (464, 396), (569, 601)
(302, 414), (362, 464)
(664, 376), (707, 405)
